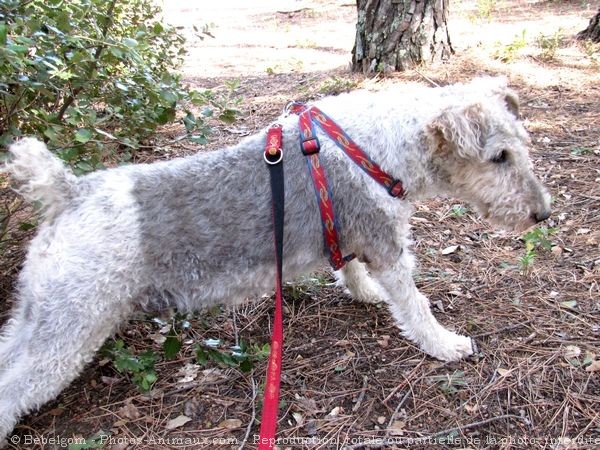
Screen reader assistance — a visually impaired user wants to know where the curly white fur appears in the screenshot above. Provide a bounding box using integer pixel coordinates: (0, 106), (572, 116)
(4, 138), (79, 221)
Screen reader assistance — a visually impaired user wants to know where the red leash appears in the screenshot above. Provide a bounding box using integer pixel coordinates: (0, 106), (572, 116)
(258, 125), (285, 450)
(257, 106), (405, 447)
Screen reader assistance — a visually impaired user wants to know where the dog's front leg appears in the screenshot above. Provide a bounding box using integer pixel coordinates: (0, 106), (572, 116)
(335, 259), (388, 304)
(367, 250), (474, 362)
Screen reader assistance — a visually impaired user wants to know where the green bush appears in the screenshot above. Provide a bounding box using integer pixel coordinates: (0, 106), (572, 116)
(0, 0), (217, 173)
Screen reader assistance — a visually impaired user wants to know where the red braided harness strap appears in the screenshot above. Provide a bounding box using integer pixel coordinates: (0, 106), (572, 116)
(294, 103), (405, 270)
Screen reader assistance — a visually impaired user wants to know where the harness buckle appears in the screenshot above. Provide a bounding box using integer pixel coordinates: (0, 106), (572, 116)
(388, 180), (404, 198)
(285, 101), (306, 115)
(301, 136), (320, 155)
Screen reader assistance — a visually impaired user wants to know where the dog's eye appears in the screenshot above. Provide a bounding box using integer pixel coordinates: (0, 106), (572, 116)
(491, 150), (508, 164)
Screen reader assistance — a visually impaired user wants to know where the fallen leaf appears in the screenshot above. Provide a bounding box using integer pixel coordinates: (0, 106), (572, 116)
(464, 403), (479, 413)
(377, 335), (390, 348)
(183, 398), (204, 419)
(441, 245), (459, 255)
(560, 300), (578, 311)
(497, 368), (512, 377)
(292, 412), (304, 426)
(585, 360), (600, 372)
(117, 401), (140, 420)
(328, 406), (341, 417)
(377, 416), (386, 425)
(296, 396), (320, 415)
(389, 420), (405, 436)
(563, 345), (581, 359)
(166, 415), (191, 430)
(101, 376), (120, 386)
(177, 363), (200, 383)
(49, 408), (64, 417)
(199, 368), (224, 384)
(150, 333), (166, 344)
(218, 418), (242, 429)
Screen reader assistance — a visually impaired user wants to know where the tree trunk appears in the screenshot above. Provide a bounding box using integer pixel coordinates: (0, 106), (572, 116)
(352, 0), (453, 74)
(577, 9), (600, 42)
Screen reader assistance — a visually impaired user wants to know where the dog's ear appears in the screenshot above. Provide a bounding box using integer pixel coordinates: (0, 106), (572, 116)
(471, 76), (520, 119)
(504, 90), (520, 118)
(426, 103), (488, 159)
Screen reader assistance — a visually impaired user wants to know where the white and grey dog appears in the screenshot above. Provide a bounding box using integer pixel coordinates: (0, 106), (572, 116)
(0, 77), (550, 440)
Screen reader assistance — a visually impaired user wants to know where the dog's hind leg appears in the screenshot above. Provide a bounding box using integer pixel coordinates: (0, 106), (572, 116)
(0, 275), (135, 443)
(367, 249), (474, 362)
(0, 300), (31, 373)
(336, 259), (388, 304)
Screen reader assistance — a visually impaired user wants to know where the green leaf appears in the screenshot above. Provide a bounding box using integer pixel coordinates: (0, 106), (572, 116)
(195, 346), (208, 365)
(145, 372), (157, 384)
(109, 47), (125, 59)
(122, 38), (138, 48)
(18, 222), (36, 231)
(189, 134), (207, 145)
(182, 111), (196, 132)
(239, 359), (253, 373)
(153, 23), (164, 34)
(219, 109), (237, 124)
(160, 90), (178, 104)
(7, 44), (28, 55)
(155, 107), (175, 125)
(163, 329), (182, 360)
(75, 161), (95, 174)
(0, 23), (7, 46)
(43, 126), (61, 143)
(74, 129), (92, 143)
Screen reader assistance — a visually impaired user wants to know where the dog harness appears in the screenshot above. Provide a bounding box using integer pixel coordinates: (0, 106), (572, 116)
(258, 104), (405, 449)
(291, 102), (405, 270)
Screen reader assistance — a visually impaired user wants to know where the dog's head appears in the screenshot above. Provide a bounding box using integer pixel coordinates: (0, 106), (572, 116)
(425, 77), (551, 232)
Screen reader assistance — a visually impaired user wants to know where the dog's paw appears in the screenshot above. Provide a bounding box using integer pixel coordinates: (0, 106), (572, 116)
(344, 278), (388, 305)
(423, 331), (474, 362)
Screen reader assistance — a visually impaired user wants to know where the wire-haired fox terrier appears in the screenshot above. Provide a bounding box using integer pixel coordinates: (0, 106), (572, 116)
(0, 77), (550, 441)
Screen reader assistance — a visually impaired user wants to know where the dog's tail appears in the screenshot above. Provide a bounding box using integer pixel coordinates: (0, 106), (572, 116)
(4, 138), (79, 219)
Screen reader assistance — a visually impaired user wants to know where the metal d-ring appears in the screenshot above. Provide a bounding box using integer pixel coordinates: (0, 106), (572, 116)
(264, 149), (283, 165)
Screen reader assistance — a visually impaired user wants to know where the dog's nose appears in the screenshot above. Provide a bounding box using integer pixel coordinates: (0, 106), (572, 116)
(533, 210), (551, 223)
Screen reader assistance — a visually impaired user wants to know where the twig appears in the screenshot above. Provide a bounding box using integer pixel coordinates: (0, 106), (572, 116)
(276, 8), (313, 14)
(238, 377), (258, 450)
(231, 307), (240, 348)
(385, 390), (411, 431)
(351, 375), (369, 412)
(413, 69), (441, 87)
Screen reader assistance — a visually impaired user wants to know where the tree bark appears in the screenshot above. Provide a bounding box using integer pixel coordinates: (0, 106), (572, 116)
(577, 9), (600, 43)
(352, 0), (453, 74)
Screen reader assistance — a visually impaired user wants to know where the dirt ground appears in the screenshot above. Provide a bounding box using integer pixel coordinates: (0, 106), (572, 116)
(1, 0), (599, 449)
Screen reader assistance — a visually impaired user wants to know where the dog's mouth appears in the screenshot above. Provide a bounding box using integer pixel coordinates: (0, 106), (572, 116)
(477, 203), (540, 233)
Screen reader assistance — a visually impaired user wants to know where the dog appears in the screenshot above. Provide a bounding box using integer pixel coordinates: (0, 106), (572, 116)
(0, 77), (551, 441)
